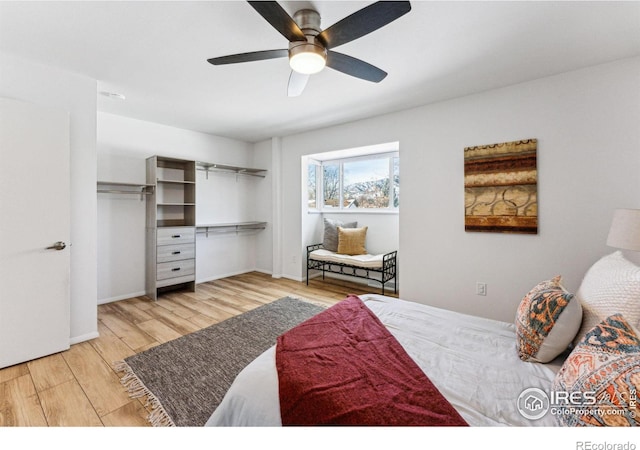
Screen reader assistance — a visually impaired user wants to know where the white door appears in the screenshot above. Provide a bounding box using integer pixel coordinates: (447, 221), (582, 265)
(0, 97), (71, 369)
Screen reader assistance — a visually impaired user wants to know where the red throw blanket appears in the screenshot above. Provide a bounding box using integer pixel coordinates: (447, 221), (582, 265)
(276, 295), (469, 426)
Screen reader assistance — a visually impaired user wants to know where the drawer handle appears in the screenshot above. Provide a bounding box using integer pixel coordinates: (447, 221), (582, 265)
(172, 234), (182, 238)
(171, 267), (181, 272)
(172, 251), (181, 255)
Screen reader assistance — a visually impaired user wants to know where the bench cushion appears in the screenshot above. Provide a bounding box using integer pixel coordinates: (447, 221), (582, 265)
(309, 249), (383, 269)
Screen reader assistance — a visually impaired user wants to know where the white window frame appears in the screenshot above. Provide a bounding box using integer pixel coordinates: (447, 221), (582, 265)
(309, 150), (399, 213)
(307, 158), (321, 211)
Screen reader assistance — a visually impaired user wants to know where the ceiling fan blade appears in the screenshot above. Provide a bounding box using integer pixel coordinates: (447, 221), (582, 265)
(248, 1), (306, 43)
(326, 51), (387, 83)
(207, 49), (288, 65)
(288, 71), (309, 97)
(318, 1), (411, 49)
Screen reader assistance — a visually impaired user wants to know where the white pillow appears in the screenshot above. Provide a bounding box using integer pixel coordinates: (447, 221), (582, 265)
(573, 251), (640, 346)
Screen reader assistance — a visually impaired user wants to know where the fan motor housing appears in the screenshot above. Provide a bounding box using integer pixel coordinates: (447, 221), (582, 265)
(293, 9), (321, 35)
(289, 40), (326, 61)
(288, 9), (326, 73)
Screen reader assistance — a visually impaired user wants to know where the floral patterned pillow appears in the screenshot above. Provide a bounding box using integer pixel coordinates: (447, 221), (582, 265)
(515, 276), (582, 363)
(552, 314), (640, 426)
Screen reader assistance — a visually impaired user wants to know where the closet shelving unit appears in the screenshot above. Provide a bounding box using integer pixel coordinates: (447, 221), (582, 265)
(195, 161), (268, 236)
(146, 156), (197, 300)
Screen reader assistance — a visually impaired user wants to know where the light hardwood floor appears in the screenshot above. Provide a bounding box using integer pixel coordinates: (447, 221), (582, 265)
(0, 272), (396, 427)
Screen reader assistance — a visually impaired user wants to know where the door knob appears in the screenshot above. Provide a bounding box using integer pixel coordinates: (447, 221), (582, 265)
(46, 241), (66, 251)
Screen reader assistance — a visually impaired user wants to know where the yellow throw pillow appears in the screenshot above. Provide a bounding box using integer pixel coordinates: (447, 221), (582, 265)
(337, 226), (368, 255)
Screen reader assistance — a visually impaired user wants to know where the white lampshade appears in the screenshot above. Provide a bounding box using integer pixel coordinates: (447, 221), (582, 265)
(606, 208), (640, 251)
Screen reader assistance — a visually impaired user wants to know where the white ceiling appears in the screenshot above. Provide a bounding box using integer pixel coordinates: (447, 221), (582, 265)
(1, 1), (639, 143)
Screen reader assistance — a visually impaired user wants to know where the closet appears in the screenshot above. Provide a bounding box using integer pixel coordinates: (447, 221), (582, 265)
(144, 155), (267, 300)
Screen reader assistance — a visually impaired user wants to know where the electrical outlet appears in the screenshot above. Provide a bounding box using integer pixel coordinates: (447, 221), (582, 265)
(476, 282), (487, 296)
(292, 255), (297, 264)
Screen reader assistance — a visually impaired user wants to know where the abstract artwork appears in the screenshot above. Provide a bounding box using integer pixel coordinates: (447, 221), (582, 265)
(464, 139), (538, 234)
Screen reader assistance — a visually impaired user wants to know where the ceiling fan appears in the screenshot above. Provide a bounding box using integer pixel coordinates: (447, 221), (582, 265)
(207, 1), (412, 97)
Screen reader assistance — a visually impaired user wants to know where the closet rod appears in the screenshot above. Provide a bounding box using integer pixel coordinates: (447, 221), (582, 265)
(196, 167), (266, 179)
(97, 189), (153, 194)
(97, 185), (154, 201)
(196, 222), (267, 237)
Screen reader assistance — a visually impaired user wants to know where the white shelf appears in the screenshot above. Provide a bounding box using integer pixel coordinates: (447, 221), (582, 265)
(97, 181), (154, 200)
(196, 161), (267, 178)
(157, 179), (196, 184)
(196, 221), (267, 236)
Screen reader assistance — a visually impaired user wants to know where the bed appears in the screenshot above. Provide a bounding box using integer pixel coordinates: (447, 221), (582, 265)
(206, 251), (640, 427)
(206, 294), (559, 426)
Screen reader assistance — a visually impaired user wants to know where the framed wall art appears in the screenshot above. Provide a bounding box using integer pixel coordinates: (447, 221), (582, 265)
(464, 138), (538, 234)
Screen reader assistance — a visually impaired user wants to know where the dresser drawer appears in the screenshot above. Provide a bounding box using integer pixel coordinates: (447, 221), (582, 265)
(157, 227), (195, 246)
(157, 243), (195, 263)
(157, 259), (195, 281)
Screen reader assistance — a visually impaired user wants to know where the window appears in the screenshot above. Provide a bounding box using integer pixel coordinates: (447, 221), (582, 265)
(307, 163), (317, 209)
(392, 156), (399, 208)
(323, 163), (340, 208)
(343, 157), (391, 209)
(307, 146), (399, 212)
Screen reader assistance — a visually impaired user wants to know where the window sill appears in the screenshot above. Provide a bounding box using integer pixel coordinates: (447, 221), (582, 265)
(307, 209), (399, 215)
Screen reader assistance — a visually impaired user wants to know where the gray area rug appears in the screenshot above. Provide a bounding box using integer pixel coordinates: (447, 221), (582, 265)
(115, 296), (324, 427)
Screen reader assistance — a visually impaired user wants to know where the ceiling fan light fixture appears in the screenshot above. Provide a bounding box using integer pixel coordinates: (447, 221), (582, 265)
(208, 2), (412, 95)
(289, 42), (326, 75)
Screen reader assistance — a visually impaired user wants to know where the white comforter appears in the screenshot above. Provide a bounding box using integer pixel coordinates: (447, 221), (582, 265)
(206, 294), (559, 426)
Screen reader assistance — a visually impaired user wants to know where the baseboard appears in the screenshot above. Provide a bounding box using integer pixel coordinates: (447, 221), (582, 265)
(281, 274), (304, 282)
(253, 268), (273, 276)
(70, 331), (100, 345)
(367, 279), (397, 290)
(98, 291), (147, 305)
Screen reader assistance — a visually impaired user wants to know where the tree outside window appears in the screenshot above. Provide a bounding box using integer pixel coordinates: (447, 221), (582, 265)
(323, 164), (340, 208)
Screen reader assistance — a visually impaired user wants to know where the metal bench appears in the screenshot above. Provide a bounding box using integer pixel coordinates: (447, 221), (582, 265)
(306, 243), (397, 295)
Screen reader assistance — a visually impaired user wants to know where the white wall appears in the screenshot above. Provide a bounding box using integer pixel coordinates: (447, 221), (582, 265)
(271, 57), (640, 322)
(97, 112), (266, 302)
(252, 139), (274, 275)
(0, 51), (98, 343)
(305, 213), (399, 256)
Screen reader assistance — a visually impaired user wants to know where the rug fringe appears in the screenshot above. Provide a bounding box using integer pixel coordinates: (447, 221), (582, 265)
(114, 360), (176, 427)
